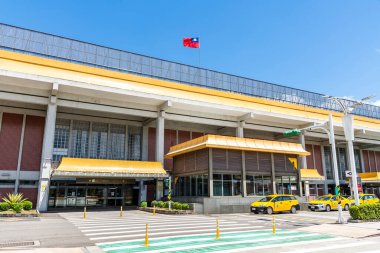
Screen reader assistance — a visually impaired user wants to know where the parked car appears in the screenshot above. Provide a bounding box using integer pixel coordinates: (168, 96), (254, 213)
(308, 194), (351, 212)
(347, 194), (380, 205)
(250, 194), (300, 215)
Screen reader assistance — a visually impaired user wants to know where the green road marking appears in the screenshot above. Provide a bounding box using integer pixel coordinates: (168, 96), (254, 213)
(99, 230), (285, 249)
(101, 231), (332, 253)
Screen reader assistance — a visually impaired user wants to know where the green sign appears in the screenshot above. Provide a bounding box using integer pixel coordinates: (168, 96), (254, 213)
(283, 129), (301, 137)
(335, 185), (340, 196)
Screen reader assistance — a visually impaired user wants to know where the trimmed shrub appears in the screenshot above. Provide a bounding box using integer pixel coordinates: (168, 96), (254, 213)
(172, 202), (181, 210)
(164, 201), (173, 208)
(12, 203), (23, 213)
(140, 201), (147, 208)
(181, 203), (190, 210)
(2, 193), (27, 205)
(0, 202), (10, 211)
(151, 200), (158, 207)
(23, 201), (33, 210)
(157, 201), (165, 208)
(349, 203), (380, 220)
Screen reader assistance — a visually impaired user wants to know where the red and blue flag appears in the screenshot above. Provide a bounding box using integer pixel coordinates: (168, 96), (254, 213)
(183, 37), (200, 48)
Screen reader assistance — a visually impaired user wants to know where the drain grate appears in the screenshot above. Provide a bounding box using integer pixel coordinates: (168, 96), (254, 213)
(0, 241), (37, 248)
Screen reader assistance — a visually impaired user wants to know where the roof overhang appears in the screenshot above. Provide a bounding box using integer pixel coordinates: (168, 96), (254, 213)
(359, 172), (380, 183)
(52, 158), (168, 179)
(300, 169), (325, 181)
(165, 134), (310, 158)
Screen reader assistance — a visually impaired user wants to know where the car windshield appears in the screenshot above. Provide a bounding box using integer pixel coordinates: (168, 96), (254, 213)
(317, 196), (331, 201)
(258, 197), (273, 202)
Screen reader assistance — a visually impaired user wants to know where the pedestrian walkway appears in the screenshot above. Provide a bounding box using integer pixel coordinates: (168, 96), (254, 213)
(59, 210), (380, 253)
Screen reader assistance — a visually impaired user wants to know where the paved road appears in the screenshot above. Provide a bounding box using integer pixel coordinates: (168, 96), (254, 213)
(58, 210), (380, 253)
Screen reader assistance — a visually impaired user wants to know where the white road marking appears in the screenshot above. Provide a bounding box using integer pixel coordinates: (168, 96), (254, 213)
(281, 241), (378, 253)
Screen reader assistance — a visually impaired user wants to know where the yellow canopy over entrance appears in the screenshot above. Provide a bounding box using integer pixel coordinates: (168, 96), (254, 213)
(165, 134), (310, 158)
(359, 172), (380, 182)
(53, 157), (167, 178)
(300, 169), (325, 181)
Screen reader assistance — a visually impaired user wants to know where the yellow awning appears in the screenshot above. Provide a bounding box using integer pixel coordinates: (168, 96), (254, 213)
(165, 134), (310, 158)
(300, 169), (325, 181)
(359, 172), (380, 182)
(53, 158), (167, 178)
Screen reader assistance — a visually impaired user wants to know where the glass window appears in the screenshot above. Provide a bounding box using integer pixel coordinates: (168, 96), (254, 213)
(263, 176), (272, 195)
(191, 176), (197, 196)
(69, 120), (90, 158)
(53, 119), (70, 162)
(323, 146), (334, 180)
(203, 174), (208, 196)
(213, 174), (223, 196)
(90, 122), (108, 159)
(223, 174), (232, 196)
(232, 175), (241, 196)
(128, 126), (142, 160)
(109, 124), (126, 160)
(197, 175), (203, 196)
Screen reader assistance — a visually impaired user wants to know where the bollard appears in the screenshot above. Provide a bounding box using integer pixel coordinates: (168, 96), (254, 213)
(83, 207), (86, 220)
(153, 205), (156, 216)
(272, 215), (276, 234)
(120, 206), (123, 217)
(145, 223), (149, 247)
(216, 218), (220, 239)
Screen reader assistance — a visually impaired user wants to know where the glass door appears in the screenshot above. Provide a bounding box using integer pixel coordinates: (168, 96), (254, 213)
(107, 186), (122, 206)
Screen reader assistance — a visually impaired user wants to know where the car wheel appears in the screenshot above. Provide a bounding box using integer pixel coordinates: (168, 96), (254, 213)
(290, 206), (297, 214)
(254, 211), (259, 214)
(266, 207), (273, 215)
(344, 204), (349, 211)
(326, 205), (331, 212)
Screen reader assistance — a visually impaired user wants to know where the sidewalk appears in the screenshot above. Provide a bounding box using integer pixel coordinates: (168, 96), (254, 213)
(0, 246), (103, 253)
(297, 222), (380, 238)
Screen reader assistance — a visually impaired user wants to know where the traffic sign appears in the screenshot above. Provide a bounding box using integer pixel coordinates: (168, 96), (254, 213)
(283, 129), (301, 137)
(345, 170), (352, 177)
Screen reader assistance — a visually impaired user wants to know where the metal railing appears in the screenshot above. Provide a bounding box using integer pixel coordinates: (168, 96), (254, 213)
(0, 23), (379, 119)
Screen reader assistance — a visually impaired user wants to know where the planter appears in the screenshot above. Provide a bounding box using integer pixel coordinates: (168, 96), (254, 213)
(348, 218), (380, 223)
(0, 210), (40, 217)
(139, 207), (193, 215)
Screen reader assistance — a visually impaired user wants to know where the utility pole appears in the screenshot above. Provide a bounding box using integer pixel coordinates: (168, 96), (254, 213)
(323, 95), (375, 206)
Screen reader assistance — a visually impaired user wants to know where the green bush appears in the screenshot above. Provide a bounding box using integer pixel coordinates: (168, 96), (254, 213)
(22, 201), (33, 210)
(172, 202), (181, 210)
(164, 201), (173, 208)
(12, 203), (24, 213)
(181, 203), (190, 210)
(2, 193), (27, 205)
(151, 200), (158, 207)
(0, 202), (10, 211)
(157, 201), (165, 208)
(140, 201), (147, 208)
(349, 203), (380, 220)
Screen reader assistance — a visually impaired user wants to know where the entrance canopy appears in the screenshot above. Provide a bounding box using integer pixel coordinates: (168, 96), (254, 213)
(165, 134), (310, 158)
(52, 158), (167, 179)
(359, 172), (380, 183)
(300, 169), (325, 181)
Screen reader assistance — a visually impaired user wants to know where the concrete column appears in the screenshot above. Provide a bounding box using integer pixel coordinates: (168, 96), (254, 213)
(298, 133), (308, 197)
(155, 111), (165, 163)
(36, 95), (57, 212)
(0, 111), (3, 132)
(15, 114), (26, 193)
(208, 148), (213, 197)
(241, 151), (247, 197)
(359, 149), (365, 173)
(138, 180), (147, 204)
(236, 121), (244, 138)
(271, 153), (277, 194)
(142, 126), (149, 161)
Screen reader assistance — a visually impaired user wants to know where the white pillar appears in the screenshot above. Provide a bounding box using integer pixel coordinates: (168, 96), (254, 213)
(208, 148), (213, 197)
(155, 111), (165, 200)
(138, 180), (147, 204)
(236, 121), (244, 138)
(15, 114), (26, 193)
(36, 96), (57, 212)
(298, 133), (307, 197)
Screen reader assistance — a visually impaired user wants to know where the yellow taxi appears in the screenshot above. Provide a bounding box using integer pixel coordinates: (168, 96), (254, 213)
(250, 194), (300, 215)
(347, 194), (380, 205)
(308, 194), (351, 212)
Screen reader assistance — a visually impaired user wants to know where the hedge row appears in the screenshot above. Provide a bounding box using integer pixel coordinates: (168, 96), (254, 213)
(349, 203), (380, 220)
(0, 201), (33, 213)
(140, 200), (190, 210)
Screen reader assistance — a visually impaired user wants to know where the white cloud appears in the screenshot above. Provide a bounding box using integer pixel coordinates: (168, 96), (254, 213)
(372, 100), (380, 106)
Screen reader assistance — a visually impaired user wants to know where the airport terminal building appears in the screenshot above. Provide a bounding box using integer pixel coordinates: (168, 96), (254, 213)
(0, 23), (380, 213)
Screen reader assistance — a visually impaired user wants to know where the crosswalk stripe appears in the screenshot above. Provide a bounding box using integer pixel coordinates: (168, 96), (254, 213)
(81, 221), (238, 232)
(281, 241), (378, 253)
(90, 226), (265, 241)
(96, 229), (278, 246)
(102, 233), (333, 253)
(213, 237), (345, 253)
(101, 231), (298, 251)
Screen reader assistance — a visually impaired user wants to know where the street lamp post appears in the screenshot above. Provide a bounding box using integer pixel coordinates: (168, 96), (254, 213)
(323, 95), (375, 206)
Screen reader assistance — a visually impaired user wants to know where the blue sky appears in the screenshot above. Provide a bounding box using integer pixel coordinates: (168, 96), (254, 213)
(1, 0), (380, 105)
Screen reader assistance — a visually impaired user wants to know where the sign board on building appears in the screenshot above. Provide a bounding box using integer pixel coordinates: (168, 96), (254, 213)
(345, 171), (352, 177)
